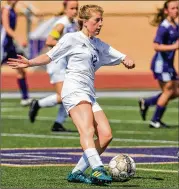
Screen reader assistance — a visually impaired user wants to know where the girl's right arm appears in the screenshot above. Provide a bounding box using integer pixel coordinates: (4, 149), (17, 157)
(8, 54), (51, 69)
(46, 24), (64, 47)
(154, 26), (179, 52)
(154, 40), (179, 51)
(29, 54), (51, 66)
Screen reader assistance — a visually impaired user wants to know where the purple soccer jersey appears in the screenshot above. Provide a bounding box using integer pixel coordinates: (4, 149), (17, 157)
(151, 19), (179, 81)
(1, 5), (17, 63)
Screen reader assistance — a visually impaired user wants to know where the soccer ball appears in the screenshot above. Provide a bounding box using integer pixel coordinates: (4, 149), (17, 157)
(108, 154), (136, 182)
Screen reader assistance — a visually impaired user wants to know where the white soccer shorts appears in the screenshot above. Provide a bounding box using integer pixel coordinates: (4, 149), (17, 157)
(62, 91), (102, 114)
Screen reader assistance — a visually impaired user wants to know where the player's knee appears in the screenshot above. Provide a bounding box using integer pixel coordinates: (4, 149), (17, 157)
(102, 130), (113, 144)
(106, 132), (113, 144)
(174, 84), (179, 97)
(171, 89), (179, 98)
(81, 125), (95, 138)
(169, 88), (175, 97)
(16, 68), (26, 78)
(163, 88), (174, 98)
(56, 94), (62, 103)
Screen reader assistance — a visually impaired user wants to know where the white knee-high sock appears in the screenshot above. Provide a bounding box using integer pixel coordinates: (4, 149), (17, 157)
(72, 153), (90, 173)
(55, 104), (68, 124)
(84, 148), (103, 169)
(72, 148), (103, 173)
(38, 94), (58, 108)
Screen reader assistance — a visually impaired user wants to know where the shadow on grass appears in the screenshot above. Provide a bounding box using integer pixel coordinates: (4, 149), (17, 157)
(112, 184), (140, 188)
(166, 125), (179, 129)
(133, 176), (164, 181)
(156, 125), (179, 129)
(51, 129), (78, 133)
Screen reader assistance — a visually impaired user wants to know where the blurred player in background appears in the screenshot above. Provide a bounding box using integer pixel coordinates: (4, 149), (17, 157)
(139, 0), (179, 128)
(1, 0), (32, 106)
(29, 0), (79, 132)
(8, 4), (135, 185)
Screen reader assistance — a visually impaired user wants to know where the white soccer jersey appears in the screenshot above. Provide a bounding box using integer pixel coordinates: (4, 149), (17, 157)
(46, 15), (78, 82)
(53, 15), (78, 37)
(46, 31), (126, 98)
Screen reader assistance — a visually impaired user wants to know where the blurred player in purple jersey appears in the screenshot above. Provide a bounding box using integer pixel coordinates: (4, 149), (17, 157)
(1, 0), (32, 106)
(139, 0), (179, 128)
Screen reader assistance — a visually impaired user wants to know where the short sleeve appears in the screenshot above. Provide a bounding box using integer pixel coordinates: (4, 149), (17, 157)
(53, 16), (67, 27)
(154, 26), (167, 44)
(99, 40), (126, 66)
(46, 34), (72, 62)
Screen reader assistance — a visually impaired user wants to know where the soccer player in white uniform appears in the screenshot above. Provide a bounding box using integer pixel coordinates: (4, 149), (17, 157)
(29, 0), (79, 132)
(8, 4), (135, 185)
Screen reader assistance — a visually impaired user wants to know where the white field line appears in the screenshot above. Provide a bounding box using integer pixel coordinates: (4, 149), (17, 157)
(116, 131), (154, 135)
(1, 146), (177, 150)
(0, 163), (178, 172)
(1, 133), (178, 144)
(1, 115), (178, 125)
(1, 159), (45, 161)
(137, 162), (178, 165)
(51, 130), (154, 135)
(1, 105), (178, 113)
(102, 105), (178, 113)
(2, 153), (70, 160)
(2, 151), (177, 159)
(136, 168), (178, 173)
(1, 91), (162, 98)
(1, 108), (24, 112)
(1, 102), (20, 106)
(0, 163), (76, 167)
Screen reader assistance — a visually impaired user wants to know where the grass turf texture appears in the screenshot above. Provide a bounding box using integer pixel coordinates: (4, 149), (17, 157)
(1, 98), (178, 188)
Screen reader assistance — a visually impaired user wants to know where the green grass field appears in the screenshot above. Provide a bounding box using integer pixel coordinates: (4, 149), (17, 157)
(1, 97), (178, 188)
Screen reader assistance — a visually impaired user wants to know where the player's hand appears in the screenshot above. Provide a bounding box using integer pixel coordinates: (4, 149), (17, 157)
(7, 55), (30, 69)
(122, 56), (135, 69)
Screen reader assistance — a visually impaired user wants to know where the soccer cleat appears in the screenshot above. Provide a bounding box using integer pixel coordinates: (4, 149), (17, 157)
(20, 98), (33, 106)
(67, 170), (92, 184)
(149, 121), (161, 128)
(51, 122), (71, 132)
(149, 120), (170, 128)
(90, 166), (112, 185)
(159, 121), (170, 128)
(29, 99), (40, 123)
(138, 98), (149, 121)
